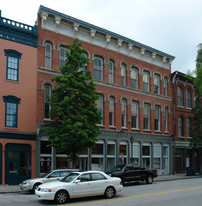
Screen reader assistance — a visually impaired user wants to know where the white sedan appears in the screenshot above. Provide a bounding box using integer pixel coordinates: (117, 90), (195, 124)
(35, 171), (123, 204)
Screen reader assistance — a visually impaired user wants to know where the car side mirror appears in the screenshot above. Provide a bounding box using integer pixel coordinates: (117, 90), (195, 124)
(74, 180), (81, 183)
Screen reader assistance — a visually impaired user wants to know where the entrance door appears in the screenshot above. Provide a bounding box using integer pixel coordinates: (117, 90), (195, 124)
(0, 144), (2, 184)
(5, 144), (31, 185)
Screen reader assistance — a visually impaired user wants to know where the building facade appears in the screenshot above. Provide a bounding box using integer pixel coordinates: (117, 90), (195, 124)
(0, 11), (38, 185)
(36, 6), (175, 177)
(171, 71), (196, 173)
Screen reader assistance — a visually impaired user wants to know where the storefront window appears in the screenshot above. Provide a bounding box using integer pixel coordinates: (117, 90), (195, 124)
(92, 144), (103, 155)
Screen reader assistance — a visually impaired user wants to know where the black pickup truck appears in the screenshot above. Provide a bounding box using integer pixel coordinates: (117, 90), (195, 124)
(109, 164), (157, 185)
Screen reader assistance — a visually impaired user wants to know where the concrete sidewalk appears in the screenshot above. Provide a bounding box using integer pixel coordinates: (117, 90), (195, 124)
(0, 174), (201, 194)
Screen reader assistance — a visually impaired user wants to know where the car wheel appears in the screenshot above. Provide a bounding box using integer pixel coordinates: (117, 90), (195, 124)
(146, 175), (153, 184)
(55, 190), (69, 204)
(32, 183), (41, 194)
(105, 186), (115, 198)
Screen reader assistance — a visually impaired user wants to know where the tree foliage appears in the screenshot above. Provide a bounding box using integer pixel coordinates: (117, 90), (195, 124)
(189, 44), (202, 173)
(45, 39), (101, 167)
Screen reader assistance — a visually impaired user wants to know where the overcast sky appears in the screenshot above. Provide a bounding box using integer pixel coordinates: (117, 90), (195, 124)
(1, 0), (202, 73)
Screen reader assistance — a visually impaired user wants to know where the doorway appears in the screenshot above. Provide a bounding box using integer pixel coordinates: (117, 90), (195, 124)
(5, 144), (31, 185)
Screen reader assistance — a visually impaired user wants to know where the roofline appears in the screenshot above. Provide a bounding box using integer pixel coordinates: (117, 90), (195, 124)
(38, 5), (175, 60)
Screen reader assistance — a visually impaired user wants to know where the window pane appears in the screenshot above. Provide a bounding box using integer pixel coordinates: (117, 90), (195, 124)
(6, 102), (17, 127)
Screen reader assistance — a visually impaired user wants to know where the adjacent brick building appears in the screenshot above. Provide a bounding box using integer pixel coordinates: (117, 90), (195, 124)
(0, 11), (38, 185)
(36, 6), (175, 176)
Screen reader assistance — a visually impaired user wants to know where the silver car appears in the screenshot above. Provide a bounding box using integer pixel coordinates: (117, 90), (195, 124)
(20, 169), (78, 193)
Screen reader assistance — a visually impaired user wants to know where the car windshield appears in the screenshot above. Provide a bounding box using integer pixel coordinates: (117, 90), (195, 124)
(111, 165), (125, 172)
(41, 171), (51, 178)
(60, 173), (79, 183)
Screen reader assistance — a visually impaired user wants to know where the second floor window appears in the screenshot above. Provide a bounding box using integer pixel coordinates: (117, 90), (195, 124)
(45, 43), (52, 69)
(109, 61), (114, 83)
(186, 88), (191, 108)
(143, 71), (149, 92)
(96, 95), (103, 125)
(3, 95), (21, 128)
(178, 86), (183, 106)
(187, 118), (192, 137)
(44, 85), (51, 119)
(59, 47), (68, 67)
(131, 68), (138, 89)
(122, 100), (127, 127)
(165, 107), (168, 132)
(164, 77), (168, 96)
(154, 106), (160, 131)
(94, 57), (103, 81)
(154, 75), (160, 94)
(121, 64), (126, 86)
(178, 117), (184, 137)
(5, 49), (22, 81)
(131, 102), (139, 129)
(109, 97), (114, 126)
(143, 104), (150, 130)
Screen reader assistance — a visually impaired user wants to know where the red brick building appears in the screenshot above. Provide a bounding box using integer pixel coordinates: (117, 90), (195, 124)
(171, 71), (196, 173)
(36, 6), (175, 176)
(0, 11), (38, 185)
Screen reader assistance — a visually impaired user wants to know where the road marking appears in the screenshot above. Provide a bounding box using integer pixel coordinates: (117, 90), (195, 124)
(61, 186), (202, 206)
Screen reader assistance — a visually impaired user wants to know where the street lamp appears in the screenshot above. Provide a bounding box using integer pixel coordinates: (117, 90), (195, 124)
(130, 135), (134, 163)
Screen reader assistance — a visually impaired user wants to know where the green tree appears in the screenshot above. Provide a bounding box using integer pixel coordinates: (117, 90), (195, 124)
(46, 39), (101, 168)
(189, 44), (202, 173)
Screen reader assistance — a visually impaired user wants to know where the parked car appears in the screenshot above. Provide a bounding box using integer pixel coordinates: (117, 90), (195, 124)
(20, 169), (78, 193)
(35, 171), (123, 204)
(108, 164), (157, 185)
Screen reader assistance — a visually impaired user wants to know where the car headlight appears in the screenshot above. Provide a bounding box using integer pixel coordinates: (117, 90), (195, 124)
(40, 188), (52, 192)
(23, 181), (31, 185)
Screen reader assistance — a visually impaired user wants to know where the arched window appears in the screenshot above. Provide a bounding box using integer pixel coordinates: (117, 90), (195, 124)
(44, 85), (51, 119)
(94, 57), (103, 81)
(143, 104), (150, 130)
(96, 95), (103, 125)
(187, 118), (192, 137)
(154, 106), (161, 131)
(143, 71), (149, 92)
(109, 61), (114, 83)
(178, 86), (183, 106)
(109, 97), (115, 126)
(59, 47), (68, 67)
(121, 64), (126, 86)
(154, 74), (160, 94)
(131, 102), (139, 129)
(122, 99), (127, 127)
(131, 68), (138, 89)
(165, 107), (168, 132)
(178, 116), (184, 137)
(45, 43), (52, 69)
(186, 88), (191, 108)
(164, 77), (168, 96)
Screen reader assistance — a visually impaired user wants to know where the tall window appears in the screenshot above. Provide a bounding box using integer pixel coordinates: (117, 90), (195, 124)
(122, 99), (127, 127)
(165, 107), (168, 132)
(143, 104), (150, 130)
(131, 68), (138, 89)
(164, 77), (168, 96)
(194, 91), (197, 107)
(178, 86), (183, 106)
(178, 116), (184, 137)
(187, 118), (192, 137)
(3, 95), (21, 128)
(154, 106), (160, 131)
(45, 43), (52, 69)
(109, 61), (114, 83)
(143, 71), (149, 92)
(109, 97), (115, 126)
(94, 57), (103, 81)
(96, 95), (103, 125)
(4, 49), (22, 81)
(59, 47), (68, 67)
(154, 75), (160, 94)
(121, 64), (126, 86)
(131, 102), (139, 129)
(44, 85), (51, 119)
(186, 88), (191, 108)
